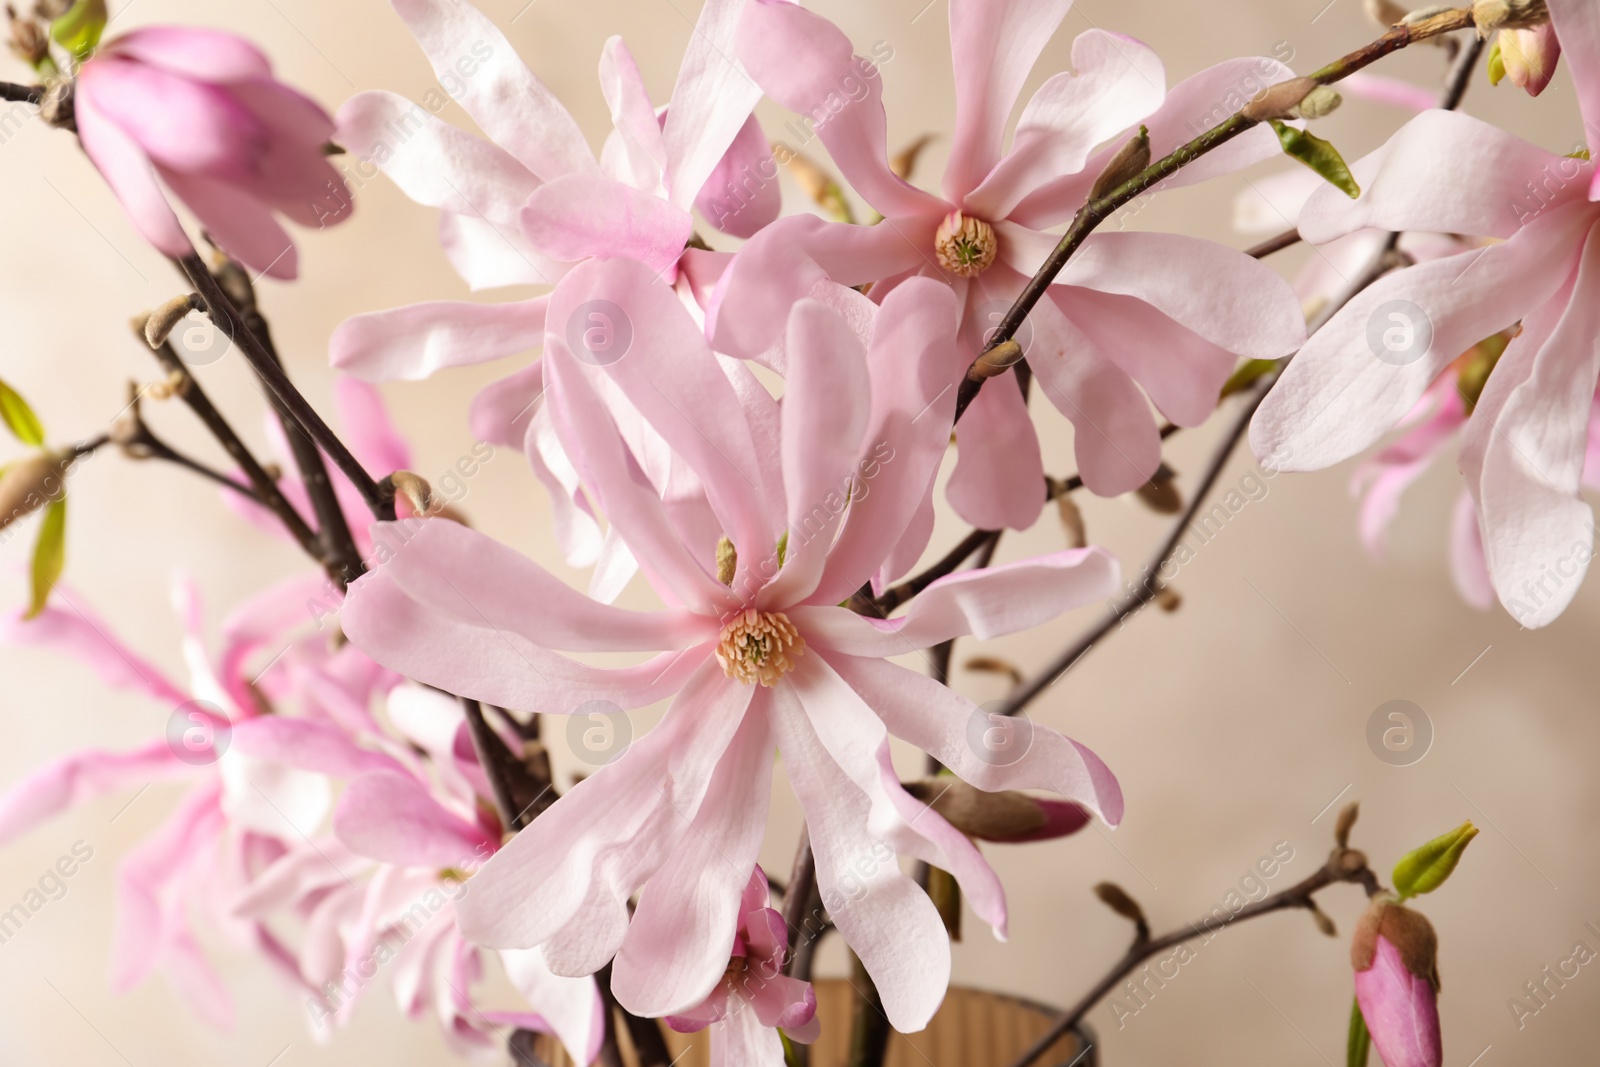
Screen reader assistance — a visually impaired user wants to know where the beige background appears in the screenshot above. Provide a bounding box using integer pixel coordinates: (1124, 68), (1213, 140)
(2, 0), (1597, 1063)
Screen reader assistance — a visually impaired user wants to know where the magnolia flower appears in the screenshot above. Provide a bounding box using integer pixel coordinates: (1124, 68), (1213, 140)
(1253, 0), (1600, 627)
(711, 0), (1304, 529)
(666, 870), (820, 1065)
(329, 0), (768, 386)
(341, 257), (1124, 1032)
(1352, 897), (1443, 1067)
(75, 26), (350, 278)
(0, 576), (352, 1026)
(240, 683), (603, 1061)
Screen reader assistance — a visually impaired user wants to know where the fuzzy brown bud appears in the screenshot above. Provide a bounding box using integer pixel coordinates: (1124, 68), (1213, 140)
(1472, 0), (1549, 33)
(1242, 76), (1323, 122)
(1088, 126), (1151, 200)
(0, 449), (71, 531)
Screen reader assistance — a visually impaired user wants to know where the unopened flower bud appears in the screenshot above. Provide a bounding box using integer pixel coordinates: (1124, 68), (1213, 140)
(387, 470), (435, 518)
(1242, 76), (1323, 122)
(1290, 86), (1343, 119)
(963, 655), (1024, 687)
(1496, 23), (1561, 94)
(8, 15), (48, 67)
(1311, 903), (1338, 938)
(1088, 125), (1150, 201)
(1472, 0), (1549, 34)
(1055, 492), (1087, 549)
(890, 134), (935, 181)
(969, 339), (1025, 380)
(1135, 464), (1182, 515)
(934, 211), (998, 277)
(1336, 800), (1360, 848)
(901, 778), (1089, 841)
(143, 293), (201, 349)
(1093, 882), (1148, 927)
(1352, 896), (1443, 1067)
(0, 449), (71, 531)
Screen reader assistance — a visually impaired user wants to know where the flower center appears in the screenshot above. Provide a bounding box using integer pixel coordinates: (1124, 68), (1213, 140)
(716, 609), (804, 687)
(934, 211), (997, 277)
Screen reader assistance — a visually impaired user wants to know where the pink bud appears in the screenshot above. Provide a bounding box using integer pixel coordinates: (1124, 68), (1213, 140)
(1352, 900), (1443, 1067)
(73, 27), (352, 278)
(1499, 25), (1561, 97)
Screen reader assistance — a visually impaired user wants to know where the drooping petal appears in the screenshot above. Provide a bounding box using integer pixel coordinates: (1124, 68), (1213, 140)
(795, 547), (1117, 656)
(1298, 110), (1589, 244)
(334, 769), (496, 867)
(1449, 492), (1495, 611)
(0, 601), (191, 707)
(330, 298), (547, 381)
(470, 362), (543, 448)
(827, 654), (1124, 826)
(1253, 202), (1593, 472)
(611, 706), (775, 1017)
(767, 679), (950, 1032)
(947, 366), (1047, 528)
(230, 717), (406, 780)
(500, 949), (607, 1067)
(1471, 221), (1600, 627)
(734, 0), (944, 220)
(1048, 230), (1306, 360)
(0, 742), (193, 846)
(942, 0), (1075, 202)
(389, 0), (596, 181)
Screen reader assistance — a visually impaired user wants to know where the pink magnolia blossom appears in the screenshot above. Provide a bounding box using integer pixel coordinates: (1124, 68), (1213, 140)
(341, 257), (1124, 1032)
(328, 0), (768, 386)
(711, 0), (1305, 528)
(74, 26), (350, 278)
(665, 869), (820, 1066)
(1253, 0), (1600, 627)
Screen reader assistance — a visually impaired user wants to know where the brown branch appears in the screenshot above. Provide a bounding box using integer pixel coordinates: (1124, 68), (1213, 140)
(953, 6), (1477, 422)
(140, 336), (323, 563)
(1245, 227), (1302, 259)
(1005, 844), (1382, 1067)
(0, 81), (40, 104)
(177, 253), (395, 523)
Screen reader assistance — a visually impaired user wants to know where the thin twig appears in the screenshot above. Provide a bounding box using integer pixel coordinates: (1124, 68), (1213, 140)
(141, 338), (323, 562)
(178, 253), (395, 522)
(1003, 845), (1383, 1067)
(1245, 227), (1302, 259)
(873, 527), (999, 614)
(0, 82), (41, 105)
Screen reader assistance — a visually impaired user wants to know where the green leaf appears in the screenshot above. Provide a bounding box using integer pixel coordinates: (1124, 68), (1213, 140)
(0, 378), (46, 447)
(1347, 995), (1371, 1067)
(1486, 38), (1507, 86)
(27, 496), (66, 620)
(1392, 820), (1478, 899)
(1221, 358), (1280, 399)
(50, 0), (107, 60)
(1269, 120), (1360, 199)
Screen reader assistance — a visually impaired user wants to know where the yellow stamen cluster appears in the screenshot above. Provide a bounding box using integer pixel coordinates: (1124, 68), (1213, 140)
(934, 211), (998, 277)
(716, 609), (804, 687)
